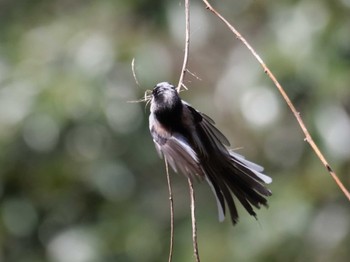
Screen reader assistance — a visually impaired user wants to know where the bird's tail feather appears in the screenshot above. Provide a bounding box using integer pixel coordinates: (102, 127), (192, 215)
(205, 154), (272, 225)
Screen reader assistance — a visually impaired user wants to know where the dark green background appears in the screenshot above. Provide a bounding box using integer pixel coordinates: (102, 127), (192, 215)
(0, 0), (349, 261)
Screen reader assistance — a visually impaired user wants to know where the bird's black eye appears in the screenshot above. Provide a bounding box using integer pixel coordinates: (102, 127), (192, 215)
(152, 86), (160, 96)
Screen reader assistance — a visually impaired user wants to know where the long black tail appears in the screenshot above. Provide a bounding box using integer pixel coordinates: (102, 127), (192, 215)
(204, 151), (272, 225)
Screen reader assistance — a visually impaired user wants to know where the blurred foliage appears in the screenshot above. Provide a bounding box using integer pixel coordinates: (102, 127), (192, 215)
(0, 0), (349, 261)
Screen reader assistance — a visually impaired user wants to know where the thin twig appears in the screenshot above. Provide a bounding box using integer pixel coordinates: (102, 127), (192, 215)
(188, 178), (200, 262)
(202, 0), (350, 201)
(131, 58), (140, 88)
(177, 0), (190, 93)
(186, 69), (202, 81)
(178, 1), (201, 259)
(164, 157), (174, 262)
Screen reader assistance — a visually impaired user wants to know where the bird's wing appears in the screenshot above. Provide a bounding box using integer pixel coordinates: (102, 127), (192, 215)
(182, 102), (230, 156)
(183, 102), (272, 184)
(183, 102), (272, 224)
(150, 116), (203, 180)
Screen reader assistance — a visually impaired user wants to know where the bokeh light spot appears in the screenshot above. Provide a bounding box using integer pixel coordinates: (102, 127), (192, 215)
(23, 113), (60, 152)
(315, 104), (350, 160)
(87, 161), (135, 201)
(240, 86), (280, 128)
(73, 33), (114, 76)
(66, 124), (107, 161)
(307, 203), (350, 250)
(105, 101), (143, 134)
(2, 198), (38, 237)
(47, 228), (99, 262)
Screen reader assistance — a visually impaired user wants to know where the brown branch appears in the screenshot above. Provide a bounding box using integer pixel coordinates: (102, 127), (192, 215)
(188, 178), (200, 262)
(202, 0), (350, 201)
(177, 1), (201, 260)
(178, 1), (201, 259)
(164, 157), (174, 262)
(177, 0), (190, 93)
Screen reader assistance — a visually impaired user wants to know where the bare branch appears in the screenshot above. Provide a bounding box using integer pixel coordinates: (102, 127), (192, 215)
(186, 69), (202, 81)
(202, 0), (350, 201)
(163, 157), (174, 262)
(188, 178), (200, 262)
(177, 0), (190, 93)
(131, 58), (140, 88)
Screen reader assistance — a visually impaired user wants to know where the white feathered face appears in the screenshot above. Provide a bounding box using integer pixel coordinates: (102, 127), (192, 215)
(151, 82), (179, 112)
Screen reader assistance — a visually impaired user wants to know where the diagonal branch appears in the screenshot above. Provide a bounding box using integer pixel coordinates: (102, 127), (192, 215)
(202, 0), (350, 201)
(177, 0), (190, 93)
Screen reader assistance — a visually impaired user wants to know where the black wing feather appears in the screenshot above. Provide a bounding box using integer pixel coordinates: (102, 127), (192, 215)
(183, 102), (272, 223)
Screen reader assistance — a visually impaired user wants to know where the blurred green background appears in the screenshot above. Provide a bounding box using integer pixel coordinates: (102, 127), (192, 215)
(0, 0), (350, 261)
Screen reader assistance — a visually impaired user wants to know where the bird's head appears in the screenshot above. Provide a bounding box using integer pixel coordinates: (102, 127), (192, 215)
(151, 82), (181, 113)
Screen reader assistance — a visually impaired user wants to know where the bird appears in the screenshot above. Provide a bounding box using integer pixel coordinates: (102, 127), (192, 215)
(148, 82), (272, 225)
